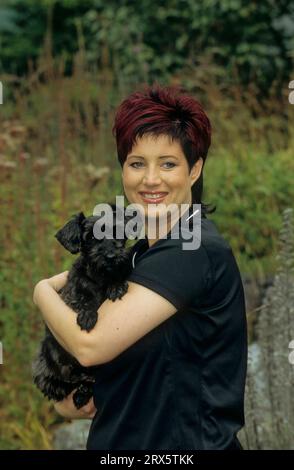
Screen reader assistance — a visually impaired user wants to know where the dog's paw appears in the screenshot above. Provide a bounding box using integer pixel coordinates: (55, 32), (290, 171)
(73, 383), (93, 409)
(73, 392), (91, 409)
(77, 312), (98, 332)
(106, 281), (129, 301)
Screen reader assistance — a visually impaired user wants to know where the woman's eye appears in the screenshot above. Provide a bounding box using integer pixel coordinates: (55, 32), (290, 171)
(129, 162), (143, 168)
(162, 162), (176, 169)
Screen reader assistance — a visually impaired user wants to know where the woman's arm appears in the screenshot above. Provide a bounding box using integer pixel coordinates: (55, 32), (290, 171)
(33, 271), (178, 367)
(53, 390), (97, 420)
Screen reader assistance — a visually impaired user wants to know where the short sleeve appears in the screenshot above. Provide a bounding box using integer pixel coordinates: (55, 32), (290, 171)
(127, 238), (213, 311)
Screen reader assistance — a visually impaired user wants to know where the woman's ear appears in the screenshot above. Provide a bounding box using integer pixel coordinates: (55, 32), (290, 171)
(190, 158), (203, 186)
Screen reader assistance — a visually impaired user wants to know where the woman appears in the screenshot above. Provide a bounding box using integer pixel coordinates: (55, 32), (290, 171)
(33, 83), (248, 450)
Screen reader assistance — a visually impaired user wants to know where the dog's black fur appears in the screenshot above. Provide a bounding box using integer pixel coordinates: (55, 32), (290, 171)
(32, 204), (135, 409)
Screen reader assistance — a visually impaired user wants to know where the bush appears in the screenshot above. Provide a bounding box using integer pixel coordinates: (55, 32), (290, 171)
(0, 0), (293, 96)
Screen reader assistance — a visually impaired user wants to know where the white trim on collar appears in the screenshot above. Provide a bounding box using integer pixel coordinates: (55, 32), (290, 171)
(131, 251), (137, 269)
(186, 208), (199, 221)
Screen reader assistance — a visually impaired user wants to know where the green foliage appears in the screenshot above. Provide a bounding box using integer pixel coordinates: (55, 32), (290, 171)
(0, 0), (47, 75)
(0, 0), (293, 94)
(83, 0), (294, 93)
(0, 0), (93, 74)
(205, 144), (294, 277)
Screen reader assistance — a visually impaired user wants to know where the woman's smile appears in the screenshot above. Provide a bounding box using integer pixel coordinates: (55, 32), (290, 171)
(138, 191), (169, 204)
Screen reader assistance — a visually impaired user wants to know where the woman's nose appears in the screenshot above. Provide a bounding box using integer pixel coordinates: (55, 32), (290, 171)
(142, 167), (162, 185)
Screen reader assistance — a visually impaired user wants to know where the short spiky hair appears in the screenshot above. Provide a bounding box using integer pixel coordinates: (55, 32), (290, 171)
(112, 81), (216, 216)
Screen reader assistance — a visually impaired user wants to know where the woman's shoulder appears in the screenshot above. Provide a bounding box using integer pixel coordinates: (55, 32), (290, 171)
(168, 216), (233, 256)
(200, 217), (233, 253)
(178, 217), (241, 281)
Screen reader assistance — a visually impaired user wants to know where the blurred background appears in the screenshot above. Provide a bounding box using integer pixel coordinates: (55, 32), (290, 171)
(0, 0), (293, 450)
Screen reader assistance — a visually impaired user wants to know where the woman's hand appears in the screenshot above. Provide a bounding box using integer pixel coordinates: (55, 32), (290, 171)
(54, 390), (97, 420)
(33, 271), (69, 306)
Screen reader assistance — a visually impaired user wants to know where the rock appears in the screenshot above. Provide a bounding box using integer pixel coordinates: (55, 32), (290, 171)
(241, 274), (274, 315)
(53, 419), (92, 450)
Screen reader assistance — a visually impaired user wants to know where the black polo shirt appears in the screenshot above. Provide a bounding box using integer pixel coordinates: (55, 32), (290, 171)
(86, 207), (248, 450)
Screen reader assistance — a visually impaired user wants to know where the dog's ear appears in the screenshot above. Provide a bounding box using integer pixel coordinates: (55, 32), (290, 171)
(55, 212), (86, 254)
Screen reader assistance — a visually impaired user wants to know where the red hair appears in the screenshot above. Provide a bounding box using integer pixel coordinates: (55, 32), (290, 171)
(112, 81), (216, 215)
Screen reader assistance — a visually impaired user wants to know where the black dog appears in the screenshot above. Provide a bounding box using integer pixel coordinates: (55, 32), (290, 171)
(32, 204), (136, 409)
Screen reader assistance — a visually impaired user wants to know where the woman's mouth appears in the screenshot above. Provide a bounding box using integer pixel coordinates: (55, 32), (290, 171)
(139, 192), (168, 204)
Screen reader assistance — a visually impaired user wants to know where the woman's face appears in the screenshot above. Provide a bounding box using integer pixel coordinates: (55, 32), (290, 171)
(122, 134), (203, 222)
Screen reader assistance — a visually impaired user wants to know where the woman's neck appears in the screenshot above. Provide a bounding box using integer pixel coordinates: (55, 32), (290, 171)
(145, 211), (185, 247)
